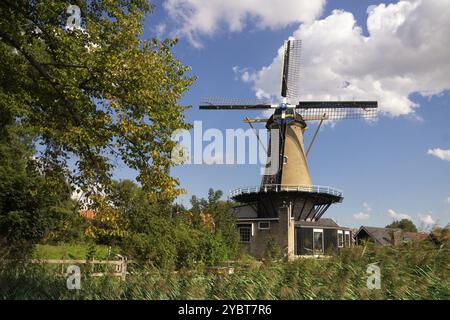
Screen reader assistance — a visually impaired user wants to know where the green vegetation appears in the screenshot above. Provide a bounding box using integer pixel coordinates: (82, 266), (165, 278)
(1, 240), (448, 300)
(0, 115), (81, 257)
(32, 244), (114, 260)
(386, 219), (418, 233)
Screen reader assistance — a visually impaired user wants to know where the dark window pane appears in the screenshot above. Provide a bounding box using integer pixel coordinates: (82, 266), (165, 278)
(345, 233), (351, 247)
(338, 232), (344, 247)
(239, 227), (251, 243)
(313, 231), (323, 253)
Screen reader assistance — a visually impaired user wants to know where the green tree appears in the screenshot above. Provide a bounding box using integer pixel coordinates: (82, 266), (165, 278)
(108, 180), (176, 266)
(189, 188), (240, 262)
(386, 219), (418, 233)
(114, 184), (239, 267)
(0, 0), (195, 202)
(0, 122), (78, 257)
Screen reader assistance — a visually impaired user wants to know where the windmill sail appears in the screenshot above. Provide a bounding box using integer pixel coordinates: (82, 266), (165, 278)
(281, 39), (302, 104)
(199, 97), (275, 109)
(296, 101), (378, 120)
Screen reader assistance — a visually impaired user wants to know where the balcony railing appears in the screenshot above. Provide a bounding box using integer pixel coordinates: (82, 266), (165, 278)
(230, 184), (343, 198)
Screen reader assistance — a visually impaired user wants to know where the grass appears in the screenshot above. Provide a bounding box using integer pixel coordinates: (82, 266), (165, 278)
(32, 244), (117, 260)
(1, 240), (448, 300)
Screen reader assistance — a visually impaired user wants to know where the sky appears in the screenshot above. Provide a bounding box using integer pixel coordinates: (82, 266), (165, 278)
(115, 0), (450, 230)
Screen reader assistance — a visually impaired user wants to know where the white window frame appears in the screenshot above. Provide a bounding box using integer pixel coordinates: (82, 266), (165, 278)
(313, 228), (324, 254)
(337, 230), (344, 248)
(258, 221), (271, 230)
(344, 230), (351, 247)
(283, 156), (288, 164)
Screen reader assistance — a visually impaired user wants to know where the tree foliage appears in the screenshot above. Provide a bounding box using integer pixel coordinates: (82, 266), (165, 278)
(0, 0), (195, 202)
(386, 219), (418, 233)
(0, 121), (78, 257)
(189, 188), (240, 262)
(85, 196), (128, 243)
(111, 183), (239, 268)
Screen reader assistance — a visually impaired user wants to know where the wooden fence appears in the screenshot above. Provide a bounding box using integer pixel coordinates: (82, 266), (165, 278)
(29, 255), (129, 280)
(24, 258), (256, 281)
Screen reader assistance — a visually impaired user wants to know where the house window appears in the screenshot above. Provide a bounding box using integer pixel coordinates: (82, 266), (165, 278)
(238, 225), (252, 243)
(283, 156), (288, 164)
(258, 221), (270, 230)
(344, 231), (351, 247)
(338, 230), (344, 248)
(313, 228), (324, 254)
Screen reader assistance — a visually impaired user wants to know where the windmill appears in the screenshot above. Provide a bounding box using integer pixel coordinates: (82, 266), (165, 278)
(199, 39), (377, 258)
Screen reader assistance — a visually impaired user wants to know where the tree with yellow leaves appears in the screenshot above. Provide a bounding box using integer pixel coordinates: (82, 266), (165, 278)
(0, 0), (195, 204)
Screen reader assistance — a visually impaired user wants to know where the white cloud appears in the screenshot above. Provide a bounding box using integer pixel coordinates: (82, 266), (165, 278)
(154, 23), (166, 39)
(353, 202), (372, 220)
(418, 213), (435, 227)
(388, 209), (411, 220)
(162, 0), (326, 47)
(233, 66), (252, 82)
(366, 5), (378, 14)
(427, 148), (450, 162)
(446, 197), (450, 204)
(240, 0), (450, 117)
(353, 212), (370, 220)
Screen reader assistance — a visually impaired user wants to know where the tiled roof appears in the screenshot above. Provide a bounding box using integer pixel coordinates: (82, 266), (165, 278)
(296, 218), (347, 229)
(360, 226), (398, 245)
(356, 226), (428, 245)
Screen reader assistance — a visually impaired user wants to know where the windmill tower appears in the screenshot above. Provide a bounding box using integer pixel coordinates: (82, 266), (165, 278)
(200, 39), (377, 259)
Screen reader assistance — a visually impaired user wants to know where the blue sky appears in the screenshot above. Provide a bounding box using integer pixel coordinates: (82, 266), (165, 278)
(115, 0), (450, 229)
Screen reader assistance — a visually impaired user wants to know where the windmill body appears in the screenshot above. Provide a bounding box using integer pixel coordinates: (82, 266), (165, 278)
(261, 107), (312, 187)
(200, 39), (377, 259)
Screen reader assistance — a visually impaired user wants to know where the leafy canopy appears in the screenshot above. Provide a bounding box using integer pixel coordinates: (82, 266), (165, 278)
(0, 0), (195, 202)
(386, 219), (418, 233)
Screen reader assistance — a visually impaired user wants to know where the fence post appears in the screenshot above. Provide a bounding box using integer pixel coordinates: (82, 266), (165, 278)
(121, 257), (127, 281)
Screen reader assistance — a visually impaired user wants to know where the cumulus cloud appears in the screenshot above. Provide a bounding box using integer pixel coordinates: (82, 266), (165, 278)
(427, 148), (450, 162)
(353, 202), (372, 220)
(418, 213), (435, 227)
(388, 209), (411, 220)
(162, 0), (326, 47)
(239, 0), (450, 117)
(353, 212), (370, 220)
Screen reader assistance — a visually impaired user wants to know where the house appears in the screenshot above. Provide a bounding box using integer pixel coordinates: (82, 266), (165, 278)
(295, 219), (353, 255)
(236, 214), (353, 258)
(354, 226), (427, 246)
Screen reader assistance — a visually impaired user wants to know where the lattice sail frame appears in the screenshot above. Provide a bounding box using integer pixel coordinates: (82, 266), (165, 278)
(201, 97), (272, 106)
(282, 39), (302, 104)
(297, 107), (377, 120)
(200, 97), (377, 120)
(200, 97), (274, 109)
